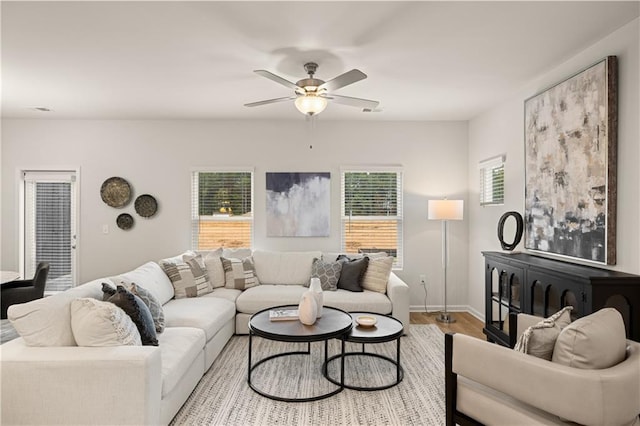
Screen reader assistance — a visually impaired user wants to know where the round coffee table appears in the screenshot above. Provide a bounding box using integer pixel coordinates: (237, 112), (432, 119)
(248, 305), (353, 402)
(323, 312), (404, 391)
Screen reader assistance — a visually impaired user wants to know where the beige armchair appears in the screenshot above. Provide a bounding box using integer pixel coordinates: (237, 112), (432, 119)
(445, 313), (640, 426)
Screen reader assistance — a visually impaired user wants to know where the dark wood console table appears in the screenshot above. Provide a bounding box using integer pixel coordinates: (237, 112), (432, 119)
(483, 251), (640, 346)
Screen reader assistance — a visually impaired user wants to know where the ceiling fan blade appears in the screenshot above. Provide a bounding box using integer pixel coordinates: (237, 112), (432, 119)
(244, 96), (296, 107)
(318, 69), (367, 92)
(327, 94), (379, 110)
(254, 70), (299, 91)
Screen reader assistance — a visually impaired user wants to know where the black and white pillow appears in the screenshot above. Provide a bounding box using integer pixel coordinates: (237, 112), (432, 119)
(221, 256), (260, 290)
(307, 258), (342, 291)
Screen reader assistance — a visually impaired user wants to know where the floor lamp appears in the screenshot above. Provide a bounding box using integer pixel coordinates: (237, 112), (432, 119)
(428, 199), (464, 324)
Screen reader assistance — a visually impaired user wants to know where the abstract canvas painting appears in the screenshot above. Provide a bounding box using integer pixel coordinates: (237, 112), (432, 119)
(524, 56), (617, 264)
(266, 172), (330, 237)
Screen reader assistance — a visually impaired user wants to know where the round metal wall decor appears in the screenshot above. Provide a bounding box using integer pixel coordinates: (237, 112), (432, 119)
(116, 213), (134, 230)
(100, 177), (132, 208)
(497, 211), (524, 251)
(134, 194), (158, 218)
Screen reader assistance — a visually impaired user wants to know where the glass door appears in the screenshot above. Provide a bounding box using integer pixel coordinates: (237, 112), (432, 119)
(21, 170), (78, 291)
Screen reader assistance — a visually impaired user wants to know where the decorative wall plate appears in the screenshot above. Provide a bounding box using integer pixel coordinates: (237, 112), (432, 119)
(135, 194), (158, 218)
(116, 213), (134, 230)
(100, 177), (132, 208)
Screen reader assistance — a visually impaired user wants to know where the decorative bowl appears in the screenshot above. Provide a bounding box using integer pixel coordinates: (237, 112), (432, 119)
(356, 315), (377, 327)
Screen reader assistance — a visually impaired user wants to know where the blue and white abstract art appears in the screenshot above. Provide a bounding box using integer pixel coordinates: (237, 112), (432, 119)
(266, 172), (330, 237)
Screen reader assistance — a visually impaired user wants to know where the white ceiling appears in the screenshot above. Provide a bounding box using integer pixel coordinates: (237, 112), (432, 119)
(2, 1), (638, 121)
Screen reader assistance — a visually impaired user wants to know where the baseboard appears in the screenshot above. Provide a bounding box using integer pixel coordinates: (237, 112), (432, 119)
(410, 304), (485, 322)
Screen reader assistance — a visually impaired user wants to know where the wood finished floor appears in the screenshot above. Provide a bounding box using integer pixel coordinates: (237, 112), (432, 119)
(410, 311), (485, 340)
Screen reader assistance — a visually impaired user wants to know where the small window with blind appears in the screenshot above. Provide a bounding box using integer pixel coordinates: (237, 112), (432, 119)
(191, 170), (254, 250)
(341, 168), (403, 269)
(479, 155), (505, 206)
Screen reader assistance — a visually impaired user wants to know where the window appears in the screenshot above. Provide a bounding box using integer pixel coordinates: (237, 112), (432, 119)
(479, 155), (505, 206)
(341, 168), (403, 269)
(191, 170), (253, 249)
(21, 170), (78, 291)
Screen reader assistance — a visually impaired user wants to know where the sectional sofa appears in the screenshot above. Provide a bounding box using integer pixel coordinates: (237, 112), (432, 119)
(1, 250), (409, 425)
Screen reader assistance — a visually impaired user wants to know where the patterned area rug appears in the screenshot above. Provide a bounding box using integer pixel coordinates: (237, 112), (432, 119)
(171, 325), (445, 425)
(0, 319), (19, 344)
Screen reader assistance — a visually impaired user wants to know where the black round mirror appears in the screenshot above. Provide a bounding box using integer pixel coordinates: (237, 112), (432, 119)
(497, 211), (524, 251)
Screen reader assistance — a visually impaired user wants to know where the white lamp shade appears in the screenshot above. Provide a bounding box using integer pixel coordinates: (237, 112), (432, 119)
(428, 199), (464, 221)
(295, 95), (327, 115)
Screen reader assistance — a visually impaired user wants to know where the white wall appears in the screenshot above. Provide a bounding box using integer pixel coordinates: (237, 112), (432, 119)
(467, 18), (640, 319)
(1, 119), (468, 311)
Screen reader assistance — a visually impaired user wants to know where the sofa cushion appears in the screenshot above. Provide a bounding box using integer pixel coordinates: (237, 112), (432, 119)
(7, 279), (103, 346)
(222, 248), (252, 259)
(513, 306), (573, 360)
(159, 254), (213, 298)
(336, 256), (369, 292)
(552, 308), (627, 369)
(208, 287), (242, 304)
(221, 256), (259, 290)
(323, 289), (392, 314)
(107, 285), (158, 346)
(70, 298), (142, 346)
(361, 256), (394, 293)
(162, 296), (236, 341)
(117, 261), (175, 305)
(157, 327), (206, 398)
(307, 257), (342, 291)
(236, 285), (308, 314)
(196, 249), (225, 288)
(252, 250), (321, 285)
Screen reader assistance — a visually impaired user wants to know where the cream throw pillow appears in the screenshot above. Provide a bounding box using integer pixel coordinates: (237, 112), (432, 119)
(361, 256), (394, 293)
(552, 308), (627, 369)
(70, 298), (142, 347)
(196, 248), (226, 289)
(513, 306), (573, 360)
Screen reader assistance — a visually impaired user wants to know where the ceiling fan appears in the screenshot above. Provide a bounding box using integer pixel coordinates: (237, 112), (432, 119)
(245, 62), (380, 116)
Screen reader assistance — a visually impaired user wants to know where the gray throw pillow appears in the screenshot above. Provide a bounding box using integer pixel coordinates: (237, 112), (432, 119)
(336, 256), (369, 292)
(107, 285), (158, 346)
(103, 281), (165, 333)
(307, 258), (342, 291)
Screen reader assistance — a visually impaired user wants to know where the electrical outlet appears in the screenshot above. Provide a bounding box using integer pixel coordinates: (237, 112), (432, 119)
(419, 274), (426, 285)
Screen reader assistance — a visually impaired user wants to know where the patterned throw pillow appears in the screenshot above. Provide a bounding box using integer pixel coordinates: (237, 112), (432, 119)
(307, 258), (342, 291)
(103, 281), (165, 333)
(160, 254), (213, 298)
(361, 256), (394, 293)
(70, 298), (142, 347)
(514, 306), (573, 360)
(221, 257), (260, 290)
(107, 285), (158, 346)
(336, 256), (369, 292)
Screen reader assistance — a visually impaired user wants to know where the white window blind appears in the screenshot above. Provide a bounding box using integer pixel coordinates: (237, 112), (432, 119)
(191, 170), (254, 250)
(479, 155), (505, 206)
(341, 168), (403, 269)
(22, 171), (77, 291)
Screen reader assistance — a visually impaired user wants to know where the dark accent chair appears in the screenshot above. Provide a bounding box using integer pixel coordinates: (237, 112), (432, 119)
(1, 262), (50, 319)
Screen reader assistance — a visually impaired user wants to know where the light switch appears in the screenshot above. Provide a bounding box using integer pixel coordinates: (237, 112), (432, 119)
(102, 224), (109, 234)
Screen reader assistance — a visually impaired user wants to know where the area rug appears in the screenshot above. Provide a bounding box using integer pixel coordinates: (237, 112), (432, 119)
(171, 324), (446, 425)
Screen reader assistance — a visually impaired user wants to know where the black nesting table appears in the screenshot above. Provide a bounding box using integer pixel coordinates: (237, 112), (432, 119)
(247, 305), (353, 402)
(323, 312), (404, 391)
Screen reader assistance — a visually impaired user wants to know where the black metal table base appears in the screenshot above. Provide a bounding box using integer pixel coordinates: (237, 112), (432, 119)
(247, 332), (346, 402)
(323, 341), (404, 391)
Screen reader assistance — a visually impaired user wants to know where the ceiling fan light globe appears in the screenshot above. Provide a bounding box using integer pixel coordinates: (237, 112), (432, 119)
(295, 95), (327, 116)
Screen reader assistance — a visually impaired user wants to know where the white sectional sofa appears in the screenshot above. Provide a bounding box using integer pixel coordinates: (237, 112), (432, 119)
(1, 250), (409, 425)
